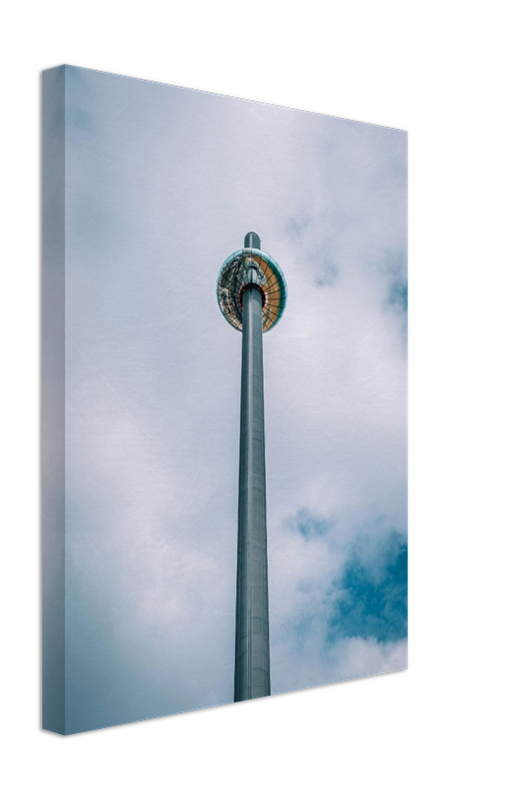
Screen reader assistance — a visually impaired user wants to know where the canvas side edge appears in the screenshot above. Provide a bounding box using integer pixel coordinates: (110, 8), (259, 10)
(42, 65), (66, 735)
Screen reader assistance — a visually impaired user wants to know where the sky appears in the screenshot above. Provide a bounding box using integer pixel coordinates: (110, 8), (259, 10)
(58, 65), (407, 734)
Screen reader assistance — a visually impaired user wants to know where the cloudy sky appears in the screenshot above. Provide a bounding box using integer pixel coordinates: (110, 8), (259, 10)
(60, 65), (407, 734)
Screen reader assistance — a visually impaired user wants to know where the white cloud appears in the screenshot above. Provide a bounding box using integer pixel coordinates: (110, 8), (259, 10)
(273, 632), (408, 696)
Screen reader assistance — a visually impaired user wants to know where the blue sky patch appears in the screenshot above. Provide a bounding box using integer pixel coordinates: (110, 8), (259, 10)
(315, 257), (339, 287)
(388, 279), (408, 313)
(327, 531), (407, 643)
(289, 508), (334, 539)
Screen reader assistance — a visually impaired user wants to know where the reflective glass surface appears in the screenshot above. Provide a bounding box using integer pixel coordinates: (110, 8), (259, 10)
(217, 248), (287, 333)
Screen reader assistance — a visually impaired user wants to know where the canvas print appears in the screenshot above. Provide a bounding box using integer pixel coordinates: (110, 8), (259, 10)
(42, 66), (407, 735)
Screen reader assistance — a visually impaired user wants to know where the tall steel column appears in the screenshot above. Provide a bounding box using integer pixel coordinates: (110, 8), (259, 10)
(216, 233), (287, 703)
(235, 284), (270, 700)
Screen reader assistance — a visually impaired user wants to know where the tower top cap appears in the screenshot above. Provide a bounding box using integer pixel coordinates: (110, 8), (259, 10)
(244, 232), (261, 249)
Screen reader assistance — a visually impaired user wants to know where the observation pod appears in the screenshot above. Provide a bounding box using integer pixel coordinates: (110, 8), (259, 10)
(217, 233), (287, 333)
(216, 233), (287, 702)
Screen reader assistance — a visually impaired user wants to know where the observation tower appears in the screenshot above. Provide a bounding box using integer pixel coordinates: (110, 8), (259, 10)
(217, 232), (287, 702)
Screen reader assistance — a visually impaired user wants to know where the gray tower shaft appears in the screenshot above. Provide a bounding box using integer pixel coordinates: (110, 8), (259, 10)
(234, 286), (271, 701)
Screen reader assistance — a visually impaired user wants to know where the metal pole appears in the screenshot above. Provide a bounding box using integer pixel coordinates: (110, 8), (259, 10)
(234, 285), (271, 701)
